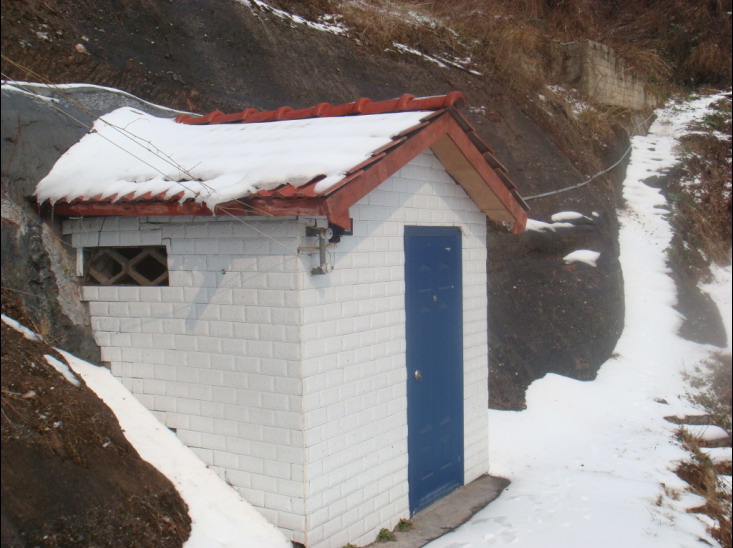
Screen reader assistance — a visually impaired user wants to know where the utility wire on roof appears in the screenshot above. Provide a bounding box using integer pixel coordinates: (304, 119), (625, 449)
(523, 111), (655, 201)
(1, 63), (281, 220)
(1, 64), (308, 256)
(0, 78), (230, 212)
(1, 61), (293, 220)
(1, 71), (206, 197)
(1, 57), (218, 198)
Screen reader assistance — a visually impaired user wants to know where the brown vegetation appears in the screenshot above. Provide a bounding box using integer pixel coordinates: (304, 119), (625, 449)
(674, 351), (733, 548)
(273, 0), (732, 90)
(684, 352), (733, 438)
(676, 429), (732, 548)
(1, 289), (191, 546)
(667, 93), (732, 282)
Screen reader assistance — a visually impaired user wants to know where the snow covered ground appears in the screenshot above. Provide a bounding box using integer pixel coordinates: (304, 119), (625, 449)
(427, 93), (732, 548)
(1, 315), (290, 548)
(4, 89), (729, 547)
(59, 350), (292, 548)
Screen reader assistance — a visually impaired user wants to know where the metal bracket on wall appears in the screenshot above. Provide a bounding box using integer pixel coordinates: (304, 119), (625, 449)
(303, 225), (334, 275)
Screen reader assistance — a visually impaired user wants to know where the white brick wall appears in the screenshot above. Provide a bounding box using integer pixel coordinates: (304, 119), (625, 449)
(65, 150), (489, 548)
(299, 150), (488, 548)
(69, 215), (309, 543)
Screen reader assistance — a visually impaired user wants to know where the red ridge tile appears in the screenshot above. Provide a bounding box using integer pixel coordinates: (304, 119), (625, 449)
(176, 92), (467, 125)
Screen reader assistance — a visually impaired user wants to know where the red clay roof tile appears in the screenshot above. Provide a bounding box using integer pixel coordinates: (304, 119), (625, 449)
(175, 92), (466, 125)
(43, 92), (529, 232)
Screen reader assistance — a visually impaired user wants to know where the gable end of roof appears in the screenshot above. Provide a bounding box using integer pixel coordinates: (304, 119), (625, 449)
(37, 93), (529, 233)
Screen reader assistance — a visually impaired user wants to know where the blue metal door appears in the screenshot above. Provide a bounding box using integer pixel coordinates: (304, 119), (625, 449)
(404, 226), (464, 515)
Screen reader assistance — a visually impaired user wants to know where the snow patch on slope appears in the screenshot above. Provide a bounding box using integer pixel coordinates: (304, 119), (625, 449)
(236, 0), (346, 36)
(524, 218), (574, 232)
(44, 354), (82, 387)
(58, 349), (291, 548)
(2, 313), (42, 341)
(563, 249), (600, 267)
(426, 92), (730, 548)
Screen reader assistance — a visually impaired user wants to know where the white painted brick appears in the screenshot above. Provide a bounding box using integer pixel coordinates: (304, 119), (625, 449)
(81, 286), (101, 301)
(108, 332), (131, 347)
(94, 286), (120, 302)
(140, 230), (162, 245)
(184, 224), (209, 239)
(98, 231), (120, 246)
(74, 151), (487, 546)
(154, 395), (177, 413)
(120, 317), (144, 333)
(176, 398), (201, 416)
(194, 239), (219, 255)
(135, 393), (155, 409)
(211, 387), (236, 404)
(167, 412), (190, 430)
(106, 302), (129, 318)
(175, 366), (199, 383)
(100, 346), (122, 362)
(251, 472), (278, 494)
(167, 271), (191, 287)
(91, 316), (119, 332)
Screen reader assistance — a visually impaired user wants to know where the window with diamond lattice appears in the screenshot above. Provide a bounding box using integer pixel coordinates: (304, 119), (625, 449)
(85, 247), (169, 286)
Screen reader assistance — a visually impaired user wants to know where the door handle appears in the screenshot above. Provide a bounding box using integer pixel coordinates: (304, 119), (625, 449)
(414, 370), (422, 381)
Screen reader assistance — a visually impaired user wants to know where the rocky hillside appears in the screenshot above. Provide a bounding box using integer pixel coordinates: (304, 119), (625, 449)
(2, 0), (731, 544)
(1, 2), (730, 408)
(0, 0), (668, 408)
(1, 288), (191, 546)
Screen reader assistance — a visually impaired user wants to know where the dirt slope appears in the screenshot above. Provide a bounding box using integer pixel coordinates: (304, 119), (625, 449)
(2, 0), (724, 543)
(1, 0), (632, 408)
(1, 289), (191, 546)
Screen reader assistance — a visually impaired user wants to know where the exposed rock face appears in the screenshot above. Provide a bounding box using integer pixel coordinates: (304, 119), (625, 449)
(488, 213), (625, 408)
(2, 0), (630, 408)
(551, 40), (661, 111)
(1, 85), (182, 364)
(1, 289), (191, 546)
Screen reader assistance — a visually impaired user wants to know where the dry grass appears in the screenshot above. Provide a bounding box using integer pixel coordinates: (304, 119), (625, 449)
(337, 1), (466, 59)
(677, 352), (733, 547)
(676, 428), (732, 548)
(684, 352), (733, 438)
(683, 40), (732, 86)
(666, 93), (732, 278)
(271, 0), (731, 92)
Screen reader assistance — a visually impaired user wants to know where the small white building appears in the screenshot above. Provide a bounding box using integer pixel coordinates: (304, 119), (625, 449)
(36, 92), (528, 547)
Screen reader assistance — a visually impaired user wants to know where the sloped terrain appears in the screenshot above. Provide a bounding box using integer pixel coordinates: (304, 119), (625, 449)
(1, 0), (730, 544)
(1, 0), (633, 408)
(1, 288), (191, 546)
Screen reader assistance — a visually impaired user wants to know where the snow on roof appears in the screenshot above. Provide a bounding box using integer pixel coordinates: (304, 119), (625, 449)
(35, 106), (428, 210)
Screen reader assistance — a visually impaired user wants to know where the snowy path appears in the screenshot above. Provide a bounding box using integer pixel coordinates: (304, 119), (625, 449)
(427, 94), (730, 548)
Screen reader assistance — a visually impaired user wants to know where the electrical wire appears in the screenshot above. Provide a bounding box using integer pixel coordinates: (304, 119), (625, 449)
(2, 62), (300, 221)
(523, 111), (655, 201)
(2, 70), (309, 264)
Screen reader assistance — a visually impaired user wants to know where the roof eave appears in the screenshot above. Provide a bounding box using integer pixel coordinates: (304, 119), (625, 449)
(318, 109), (529, 233)
(43, 197), (328, 219)
(42, 108), (529, 233)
